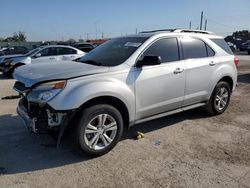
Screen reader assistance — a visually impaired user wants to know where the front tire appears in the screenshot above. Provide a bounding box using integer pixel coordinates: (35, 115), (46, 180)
(72, 104), (124, 156)
(206, 81), (231, 115)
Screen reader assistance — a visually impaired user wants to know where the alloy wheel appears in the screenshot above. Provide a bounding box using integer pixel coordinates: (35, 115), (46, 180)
(83, 114), (118, 150)
(215, 87), (229, 111)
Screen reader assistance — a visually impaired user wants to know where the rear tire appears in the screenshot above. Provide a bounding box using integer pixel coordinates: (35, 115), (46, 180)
(72, 104), (124, 156)
(206, 81), (231, 115)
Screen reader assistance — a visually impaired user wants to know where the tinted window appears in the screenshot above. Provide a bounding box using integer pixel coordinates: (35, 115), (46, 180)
(206, 45), (215, 57)
(39, 47), (57, 56)
(49, 48), (58, 56)
(78, 37), (148, 66)
(57, 47), (76, 55)
(143, 38), (179, 63)
(78, 44), (93, 48)
(182, 38), (207, 59)
(40, 48), (50, 56)
(211, 38), (233, 55)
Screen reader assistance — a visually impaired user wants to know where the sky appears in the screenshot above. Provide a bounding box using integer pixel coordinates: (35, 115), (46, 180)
(0, 0), (249, 41)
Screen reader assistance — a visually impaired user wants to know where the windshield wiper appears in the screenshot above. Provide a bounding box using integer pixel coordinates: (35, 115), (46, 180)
(80, 59), (103, 66)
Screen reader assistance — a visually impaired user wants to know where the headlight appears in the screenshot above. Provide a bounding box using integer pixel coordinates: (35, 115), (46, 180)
(27, 80), (66, 104)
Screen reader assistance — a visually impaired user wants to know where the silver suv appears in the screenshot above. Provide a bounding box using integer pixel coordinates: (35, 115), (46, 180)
(0, 45), (85, 77)
(13, 29), (238, 156)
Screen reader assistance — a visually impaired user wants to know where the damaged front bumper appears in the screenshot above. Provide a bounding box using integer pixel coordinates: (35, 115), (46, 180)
(0, 63), (12, 73)
(17, 98), (73, 134)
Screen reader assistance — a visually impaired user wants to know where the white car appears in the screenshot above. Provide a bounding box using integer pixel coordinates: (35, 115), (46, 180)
(0, 45), (85, 76)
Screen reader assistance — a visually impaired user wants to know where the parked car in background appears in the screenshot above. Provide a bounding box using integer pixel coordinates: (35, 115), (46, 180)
(247, 44), (250, 54)
(227, 42), (236, 52)
(73, 43), (95, 53)
(0, 46), (29, 56)
(0, 45), (85, 77)
(239, 40), (250, 51)
(13, 29), (237, 156)
(0, 46), (8, 51)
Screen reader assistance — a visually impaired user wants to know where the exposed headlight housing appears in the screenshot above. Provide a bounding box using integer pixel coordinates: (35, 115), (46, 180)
(27, 80), (66, 104)
(4, 59), (13, 66)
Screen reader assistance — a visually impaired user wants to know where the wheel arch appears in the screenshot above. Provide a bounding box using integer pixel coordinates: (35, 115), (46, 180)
(76, 96), (130, 130)
(14, 62), (25, 67)
(218, 75), (234, 92)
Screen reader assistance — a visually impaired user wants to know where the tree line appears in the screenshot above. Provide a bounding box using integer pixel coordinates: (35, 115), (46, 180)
(0, 31), (26, 42)
(232, 30), (250, 40)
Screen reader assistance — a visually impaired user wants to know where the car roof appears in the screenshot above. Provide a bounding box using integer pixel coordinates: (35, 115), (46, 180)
(42, 45), (76, 48)
(124, 29), (223, 39)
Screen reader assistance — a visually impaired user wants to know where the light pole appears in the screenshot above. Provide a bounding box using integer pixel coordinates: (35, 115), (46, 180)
(94, 20), (101, 39)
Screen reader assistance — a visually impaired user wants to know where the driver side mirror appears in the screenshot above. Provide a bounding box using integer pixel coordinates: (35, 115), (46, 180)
(136, 56), (162, 68)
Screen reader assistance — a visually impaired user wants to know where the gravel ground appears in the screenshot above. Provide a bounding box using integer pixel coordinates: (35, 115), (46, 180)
(0, 56), (250, 188)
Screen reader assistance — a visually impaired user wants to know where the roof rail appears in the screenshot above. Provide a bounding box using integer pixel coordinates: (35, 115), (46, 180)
(139, 28), (213, 35)
(139, 29), (175, 34)
(173, 29), (213, 34)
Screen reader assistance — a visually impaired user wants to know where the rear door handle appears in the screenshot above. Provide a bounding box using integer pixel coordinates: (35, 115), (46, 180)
(209, 61), (215, 66)
(174, 68), (184, 74)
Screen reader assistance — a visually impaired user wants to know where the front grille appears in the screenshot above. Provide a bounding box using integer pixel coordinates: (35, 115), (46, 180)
(14, 81), (30, 93)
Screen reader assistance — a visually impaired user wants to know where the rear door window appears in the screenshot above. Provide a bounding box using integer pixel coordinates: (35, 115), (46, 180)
(182, 38), (208, 59)
(57, 47), (77, 55)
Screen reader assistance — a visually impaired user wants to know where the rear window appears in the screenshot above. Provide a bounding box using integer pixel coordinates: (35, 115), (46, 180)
(211, 38), (233, 55)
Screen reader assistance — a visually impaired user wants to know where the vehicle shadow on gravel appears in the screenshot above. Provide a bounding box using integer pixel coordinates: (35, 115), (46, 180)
(0, 114), (90, 175)
(124, 108), (210, 140)
(238, 73), (250, 83)
(0, 108), (211, 175)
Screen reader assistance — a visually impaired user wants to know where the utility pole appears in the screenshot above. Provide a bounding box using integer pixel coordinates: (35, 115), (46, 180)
(136, 28), (138, 34)
(86, 33), (89, 40)
(204, 19), (207, 31)
(189, 21), (192, 29)
(102, 32), (104, 39)
(200, 11), (203, 30)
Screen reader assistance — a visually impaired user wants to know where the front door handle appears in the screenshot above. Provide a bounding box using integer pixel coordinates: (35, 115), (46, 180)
(49, 57), (55, 60)
(174, 67), (184, 74)
(209, 61), (216, 66)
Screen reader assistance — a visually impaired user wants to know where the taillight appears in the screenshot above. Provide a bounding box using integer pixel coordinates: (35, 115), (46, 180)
(234, 56), (239, 68)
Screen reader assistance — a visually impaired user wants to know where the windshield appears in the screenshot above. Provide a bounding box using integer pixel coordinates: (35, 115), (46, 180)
(78, 37), (148, 66)
(25, 48), (42, 56)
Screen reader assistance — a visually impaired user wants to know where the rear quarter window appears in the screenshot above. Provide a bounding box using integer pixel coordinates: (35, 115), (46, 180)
(211, 38), (233, 55)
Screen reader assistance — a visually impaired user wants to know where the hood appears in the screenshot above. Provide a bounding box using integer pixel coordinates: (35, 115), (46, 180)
(0, 54), (27, 63)
(13, 61), (109, 87)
